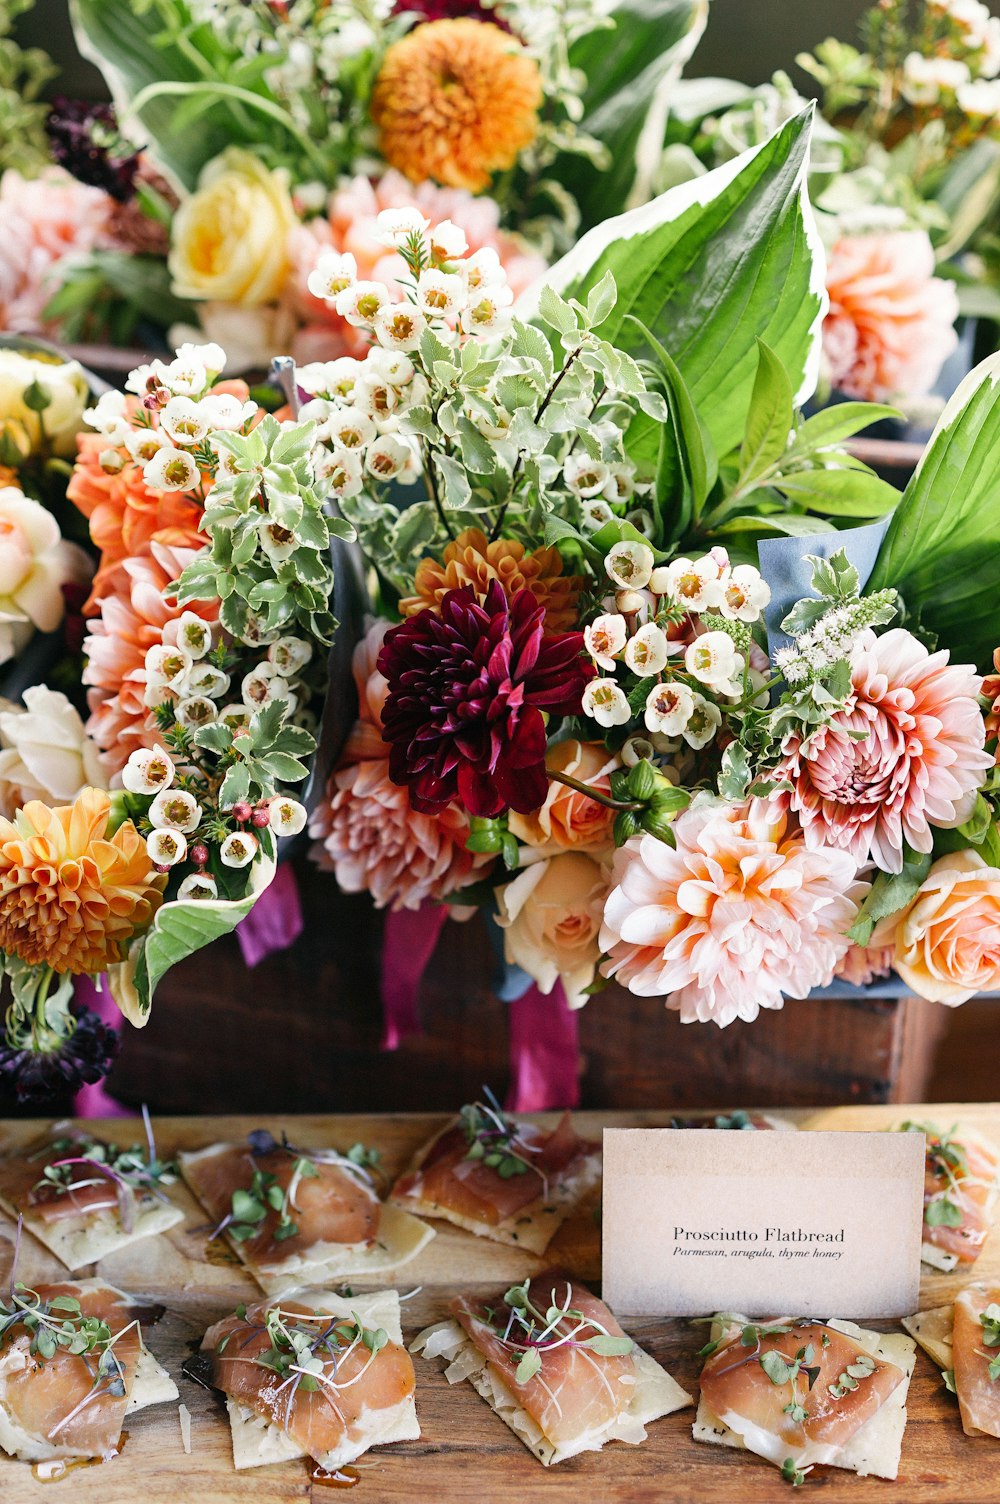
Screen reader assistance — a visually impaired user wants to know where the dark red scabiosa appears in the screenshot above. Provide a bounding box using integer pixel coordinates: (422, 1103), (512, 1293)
(46, 99), (142, 203)
(377, 581), (595, 819)
(0, 1002), (119, 1105)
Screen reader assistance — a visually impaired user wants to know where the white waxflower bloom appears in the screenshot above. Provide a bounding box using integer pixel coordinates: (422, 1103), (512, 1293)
(268, 636), (312, 676)
(306, 250), (358, 303)
(621, 735), (657, 767)
(268, 795), (307, 837)
(564, 455), (612, 499)
(160, 396), (211, 447)
(176, 340), (226, 376)
(258, 519), (297, 564)
(373, 302), (428, 352)
(83, 390), (129, 440)
(242, 663), (293, 710)
(178, 872), (219, 900)
(121, 744), (174, 795)
(98, 448), (126, 475)
(325, 407), (377, 451)
(124, 360), (168, 398)
(603, 463), (636, 503)
(463, 247), (504, 293)
(220, 830), (259, 868)
(719, 564), (771, 623)
(186, 663), (231, 699)
(149, 788), (202, 833)
(320, 356), (364, 400)
(581, 678), (632, 727)
(374, 207), (430, 248)
(685, 631), (743, 693)
(147, 827), (188, 867)
(176, 610), (214, 659)
(682, 694), (722, 750)
(316, 446), (365, 498)
(417, 269), (466, 319)
(125, 426), (168, 464)
(144, 446), (199, 492)
(580, 498), (615, 532)
(584, 614), (627, 671)
(219, 703), (252, 733)
(957, 77), (1000, 114)
(200, 392), (257, 431)
(644, 680), (694, 736)
(365, 434), (411, 480)
(160, 353), (208, 397)
(664, 556), (724, 613)
(145, 643), (193, 691)
(648, 566), (671, 595)
(335, 280), (391, 328)
(174, 694), (219, 728)
(353, 374), (399, 421)
(605, 540), (655, 590)
(460, 286), (513, 337)
(430, 219), (469, 260)
(901, 51), (970, 103)
(366, 347), (415, 386)
(624, 622), (670, 678)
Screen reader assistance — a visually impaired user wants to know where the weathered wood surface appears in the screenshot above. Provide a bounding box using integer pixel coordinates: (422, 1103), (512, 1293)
(0, 1104), (997, 1501)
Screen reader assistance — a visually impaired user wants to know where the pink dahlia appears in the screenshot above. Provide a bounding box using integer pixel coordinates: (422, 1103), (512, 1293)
(600, 799), (861, 1026)
(775, 628), (990, 874)
(377, 581), (595, 818)
(0, 168), (110, 333)
(835, 942), (894, 987)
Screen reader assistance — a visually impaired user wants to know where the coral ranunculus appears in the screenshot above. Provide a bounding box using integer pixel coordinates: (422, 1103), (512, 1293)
(377, 581), (595, 818)
(0, 787), (165, 974)
(775, 628), (991, 874)
(600, 799), (861, 1026)
(873, 850), (1000, 1005)
(399, 528), (583, 635)
(371, 19), (542, 192)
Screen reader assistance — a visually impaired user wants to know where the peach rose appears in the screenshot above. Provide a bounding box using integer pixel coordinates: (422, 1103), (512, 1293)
(873, 849), (1000, 1004)
(496, 852), (608, 1009)
(508, 739), (618, 854)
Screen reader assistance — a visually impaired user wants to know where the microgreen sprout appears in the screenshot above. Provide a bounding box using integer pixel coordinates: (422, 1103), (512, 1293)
(29, 1110), (176, 1235)
(977, 1303), (1000, 1382)
(474, 1279), (634, 1386)
(901, 1121), (988, 1233)
(459, 1087), (544, 1184)
(212, 1130), (382, 1245)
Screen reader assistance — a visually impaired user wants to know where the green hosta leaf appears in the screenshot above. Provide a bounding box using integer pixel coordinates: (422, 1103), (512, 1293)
(738, 340), (794, 485)
(107, 847), (276, 1027)
(868, 353), (1000, 671)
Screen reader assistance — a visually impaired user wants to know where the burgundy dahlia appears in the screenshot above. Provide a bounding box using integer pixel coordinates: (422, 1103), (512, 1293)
(46, 99), (141, 203)
(377, 581), (594, 818)
(392, 1), (510, 26)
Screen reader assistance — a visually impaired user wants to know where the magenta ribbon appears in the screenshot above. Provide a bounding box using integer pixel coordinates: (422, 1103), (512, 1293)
(236, 862), (304, 968)
(380, 903), (449, 1050)
(72, 975), (133, 1119)
(505, 979), (580, 1112)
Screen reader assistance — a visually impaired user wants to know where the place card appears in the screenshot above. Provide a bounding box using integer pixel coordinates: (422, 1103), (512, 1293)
(602, 1128), (925, 1318)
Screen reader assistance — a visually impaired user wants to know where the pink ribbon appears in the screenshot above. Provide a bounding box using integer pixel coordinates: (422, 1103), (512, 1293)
(72, 975), (133, 1119)
(236, 862), (304, 968)
(380, 904), (449, 1050)
(505, 979), (580, 1113)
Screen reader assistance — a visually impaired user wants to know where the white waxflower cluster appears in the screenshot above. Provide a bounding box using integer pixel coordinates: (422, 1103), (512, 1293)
(902, 0), (1000, 107)
(580, 542), (771, 749)
(83, 341), (258, 495)
(141, 614), (313, 732)
(297, 351), (425, 498)
(563, 453), (640, 517)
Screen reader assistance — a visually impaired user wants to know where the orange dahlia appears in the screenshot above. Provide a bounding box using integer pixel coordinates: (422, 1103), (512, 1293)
(399, 527), (583, 633)
(371, 19), (542, 192)
(0, 787), (165, 975)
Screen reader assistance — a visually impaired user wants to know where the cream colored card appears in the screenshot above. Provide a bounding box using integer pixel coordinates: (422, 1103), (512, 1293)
(602, 1129), (924, 1319)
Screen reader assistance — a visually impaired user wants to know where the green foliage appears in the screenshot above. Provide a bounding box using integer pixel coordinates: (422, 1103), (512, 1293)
(0, 0), (56, 175)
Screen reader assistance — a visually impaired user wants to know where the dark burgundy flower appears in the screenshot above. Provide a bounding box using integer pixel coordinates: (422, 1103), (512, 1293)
(392, 0), (511, 27)
(0, 1003), (119, 1104)
(46, 99), (142, 203)
(61, 580), (89, 655)
(377, 581), (594, 818)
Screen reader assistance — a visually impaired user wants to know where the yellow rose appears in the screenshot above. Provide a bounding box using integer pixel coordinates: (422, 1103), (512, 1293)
(0, 350), (89, 459)
(169, 149), (295, 307)
(508, 740), (619, 855)
(873, 849), (1000, 1004)
(496, 852), (608, 1009)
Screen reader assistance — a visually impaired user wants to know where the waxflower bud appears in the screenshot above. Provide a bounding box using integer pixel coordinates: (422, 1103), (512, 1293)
(190, 842), (209, 868)
(251, 805), (271, 828)
(232, 800), (252, 823)
(621, 735), (657, 767)
(99, 448), (126, 474)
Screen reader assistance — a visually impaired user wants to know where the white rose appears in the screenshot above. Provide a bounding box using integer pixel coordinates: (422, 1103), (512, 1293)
(0, 687), (106, 817)
(0, 487), (91, 661)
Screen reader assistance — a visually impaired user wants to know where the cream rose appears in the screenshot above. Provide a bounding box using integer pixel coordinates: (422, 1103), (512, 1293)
(0, 350), (89, 458)
(874, 850), (1000, 1004)
(0, 686), (107, 817)
(508, 739), (618, 854)
(169, 149), (295, 307)
(0, 486), (91, 662)
(496, 852), (608, 1009)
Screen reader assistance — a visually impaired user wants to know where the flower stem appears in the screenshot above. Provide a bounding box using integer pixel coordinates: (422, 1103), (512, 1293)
(547, 769), (641, 812)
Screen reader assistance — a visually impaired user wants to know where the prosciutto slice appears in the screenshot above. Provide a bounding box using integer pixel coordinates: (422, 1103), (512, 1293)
(394, 1111), (594, 1227)
(952, 1288), (1000, 1438)
(183, 1144), (380, 1261)
(699, 1320), (905, 1467)
(202, 1299), (415, 1460)
(0, 1283), (142, 1457)
(919, 1128), (999, 1264)
(0, 1133), (122, 1223)
(451, 1279), (635, 1448)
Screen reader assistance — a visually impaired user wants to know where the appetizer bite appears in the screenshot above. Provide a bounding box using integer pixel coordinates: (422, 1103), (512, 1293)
(900, 1121), (1000, 1271)
(694, 1314), (915, 1484)
(668, 1111), (795, 1131)
(0, 1276), (176, 1467)
(0, 1113), (182, 1270)
(390, 1092), (601, 1253)
(412, 1274), (691, 1465)
(180, 1129), (433, 1296)
(905, 1289), (1000, 1439)
(197, 1289), (418, 1472)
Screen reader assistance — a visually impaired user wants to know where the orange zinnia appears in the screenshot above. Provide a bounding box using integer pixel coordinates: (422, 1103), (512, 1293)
(0, 787), (165, 975)
(371, 19), (542, 192)
(399, 527), (583, 633)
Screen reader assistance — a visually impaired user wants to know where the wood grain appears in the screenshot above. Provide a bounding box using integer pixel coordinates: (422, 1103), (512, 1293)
(0, 1105), (996, 1502)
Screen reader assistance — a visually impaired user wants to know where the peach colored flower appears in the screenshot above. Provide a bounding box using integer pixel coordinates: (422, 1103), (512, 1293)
(496, 852), (608, 1009)
(823, 230), (959, 401)
(775, 628), (990, 875)
(82, 542), (218, 778)
(835, 942), (894, 987)
(0, 687), (107, 819)
(983, 645), (1000, 759)
(872, 850), (1000, 1004)
(399, 527), (582, 635)
(0, 486), (91, 663)
(600, 799), (861, 1026)
(0, 168), (110, 333)
(287, 171), (546, 365)
(0, 786), (165, 974)
(371, 20), (542, 192)
(509, 740), (617, 854)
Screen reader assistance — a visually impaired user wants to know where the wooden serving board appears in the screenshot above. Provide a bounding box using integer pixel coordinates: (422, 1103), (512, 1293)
(0, 1104), (996, 1503)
